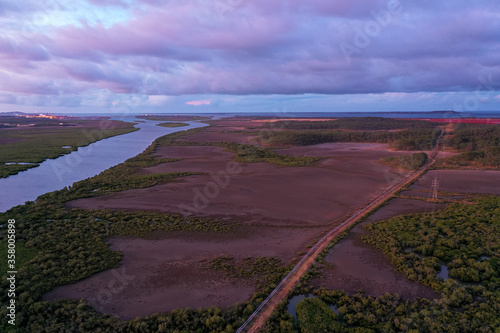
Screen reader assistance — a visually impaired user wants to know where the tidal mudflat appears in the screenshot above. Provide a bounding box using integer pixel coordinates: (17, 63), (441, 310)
(56, 118), (419, 317)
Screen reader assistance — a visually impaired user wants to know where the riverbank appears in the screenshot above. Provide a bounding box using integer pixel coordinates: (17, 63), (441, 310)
(0, 118), (207, 212)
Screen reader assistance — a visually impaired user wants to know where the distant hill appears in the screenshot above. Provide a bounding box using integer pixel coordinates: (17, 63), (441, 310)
(429, 110), (459, 114)
(0, 111), (30, 116)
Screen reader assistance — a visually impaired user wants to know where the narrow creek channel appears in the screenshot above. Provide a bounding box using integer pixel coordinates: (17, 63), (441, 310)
(0, 117), (207, 212)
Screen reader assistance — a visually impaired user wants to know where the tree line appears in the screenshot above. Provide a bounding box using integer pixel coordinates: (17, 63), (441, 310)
(265, 128), (441, 151)
(444, 123), (500, 168)
(379, 152), (428, 171)
(271, 117), (444, 131)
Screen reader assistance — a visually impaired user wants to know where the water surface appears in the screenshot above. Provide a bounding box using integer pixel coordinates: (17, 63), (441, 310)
(0, 117), (206, 212)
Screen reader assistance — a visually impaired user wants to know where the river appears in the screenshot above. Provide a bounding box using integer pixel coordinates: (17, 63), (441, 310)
(0, 117), (207, 212)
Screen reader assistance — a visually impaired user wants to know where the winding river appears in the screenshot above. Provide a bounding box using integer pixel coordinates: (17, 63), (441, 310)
(0, 117), (207, 212)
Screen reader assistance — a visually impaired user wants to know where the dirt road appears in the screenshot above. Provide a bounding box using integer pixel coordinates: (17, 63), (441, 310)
(237, 130), (445, 333)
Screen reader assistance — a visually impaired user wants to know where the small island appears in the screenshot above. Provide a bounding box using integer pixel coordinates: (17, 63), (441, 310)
(156, 122), (190, 128)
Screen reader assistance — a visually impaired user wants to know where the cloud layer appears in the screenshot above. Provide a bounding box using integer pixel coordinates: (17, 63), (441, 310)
(0, 0), (499, 112)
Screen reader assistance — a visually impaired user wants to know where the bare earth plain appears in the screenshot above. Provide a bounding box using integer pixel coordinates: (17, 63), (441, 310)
(410, 169), (500, 195)
(46, 118), (496, 320)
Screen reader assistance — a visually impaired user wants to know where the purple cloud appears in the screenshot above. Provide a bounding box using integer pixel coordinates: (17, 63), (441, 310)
(86, 0), (129, 7)
(0, 0), (499, 112)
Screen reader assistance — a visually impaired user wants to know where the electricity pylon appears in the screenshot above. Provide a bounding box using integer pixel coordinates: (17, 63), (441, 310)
(431, 177), (439, 201)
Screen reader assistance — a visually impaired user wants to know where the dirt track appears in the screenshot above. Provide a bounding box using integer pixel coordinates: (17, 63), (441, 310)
(241, 175), (430, 333)
(314, 198), (445, 299)
(55, 120), (450, 324)
(59, 125), (415, 319)
(239, 132), (444, 333)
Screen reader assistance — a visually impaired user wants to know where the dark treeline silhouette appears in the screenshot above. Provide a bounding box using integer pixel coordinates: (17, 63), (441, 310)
(272, 117), (444, 131)
(267, 128), (441, 151)
(447, 123), (500, 168)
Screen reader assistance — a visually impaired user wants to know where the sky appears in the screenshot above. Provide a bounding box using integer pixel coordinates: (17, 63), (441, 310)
(0, 0), (499, 114)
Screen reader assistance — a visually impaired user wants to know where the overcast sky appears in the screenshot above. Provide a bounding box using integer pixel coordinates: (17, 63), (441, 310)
(0, 0), (499, 114)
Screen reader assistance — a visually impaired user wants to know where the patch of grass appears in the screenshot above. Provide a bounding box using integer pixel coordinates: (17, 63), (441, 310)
(224, 142), (323, 167)
(296, 298), (340, 333)
(379, 152), (428, 171)
(210, 256), (291, 293)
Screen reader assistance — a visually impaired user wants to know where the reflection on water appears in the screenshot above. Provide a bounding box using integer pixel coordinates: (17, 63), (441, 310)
(0, 118), (207, 212)
(5, 162), (36, 165)
(286, 294), (313, 322)
(287, 294), (340, 323)
(328, 304), (341, 317)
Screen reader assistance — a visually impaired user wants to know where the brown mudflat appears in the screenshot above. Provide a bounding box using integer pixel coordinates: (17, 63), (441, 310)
(313, 169), (500, 299)
(44, 226), (324, 320)
(313, 198), (445, 299)
(54, 121), (463, 319)
(410, 170), (500, 195)
(178, 130), (259, 144)
(363, 197), (446, 224)
(68, 143), (408, 227)
(58, 126), (414, 318)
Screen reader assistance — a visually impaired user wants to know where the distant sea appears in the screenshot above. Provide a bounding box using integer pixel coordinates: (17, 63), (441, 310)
(61, 111), (500, 119)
